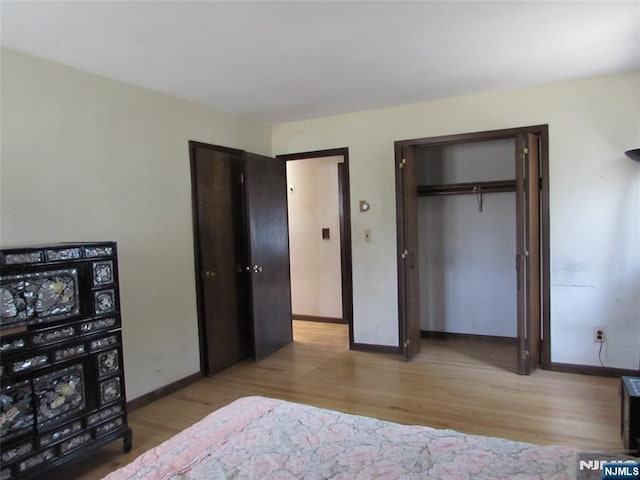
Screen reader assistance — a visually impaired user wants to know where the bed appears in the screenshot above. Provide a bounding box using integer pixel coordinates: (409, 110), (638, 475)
(104, 396), (578, 479)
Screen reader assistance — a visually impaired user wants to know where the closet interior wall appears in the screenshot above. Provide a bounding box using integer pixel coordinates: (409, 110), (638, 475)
(417, 139), (517, 338)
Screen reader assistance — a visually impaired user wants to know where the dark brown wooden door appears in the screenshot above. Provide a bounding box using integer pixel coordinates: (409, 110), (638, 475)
(397, 146), (421, 359)
(516, 133), (541, 374)
(243, 152), (293, 360)
(191, 145), (251, 375)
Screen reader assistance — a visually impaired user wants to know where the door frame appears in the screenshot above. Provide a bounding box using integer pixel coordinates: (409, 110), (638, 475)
(278, 148), (355, 348)
(394, 125), (550, 370)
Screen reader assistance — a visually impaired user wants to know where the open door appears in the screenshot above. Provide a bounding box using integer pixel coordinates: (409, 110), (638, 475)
(396, 146), (421, 359)
(516, 133), (541, 374)
(191, 143), (293, 373)
(191, 143), (252, 375)
(244, 152), (293, 360)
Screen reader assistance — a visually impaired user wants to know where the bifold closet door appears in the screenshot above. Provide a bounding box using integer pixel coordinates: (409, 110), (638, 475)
(243, 153), (293, 360)
(516, 133), (541, 375)
(397, 146), (421, 360)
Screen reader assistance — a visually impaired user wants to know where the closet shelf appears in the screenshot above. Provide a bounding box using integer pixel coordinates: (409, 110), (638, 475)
(417, 179), (516, 197)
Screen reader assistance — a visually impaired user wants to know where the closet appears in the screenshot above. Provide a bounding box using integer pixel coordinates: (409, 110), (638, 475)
(395, 126), (548, 374)
(417, 139), (517, 339)
(189, 142), (292, 375)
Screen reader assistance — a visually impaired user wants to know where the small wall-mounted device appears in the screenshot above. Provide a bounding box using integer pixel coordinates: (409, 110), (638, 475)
(322, 228), (330, 240)
(359, 200), (370, 212)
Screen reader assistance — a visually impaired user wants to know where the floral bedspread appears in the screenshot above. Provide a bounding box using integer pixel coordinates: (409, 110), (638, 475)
(104, 396), (578, 480)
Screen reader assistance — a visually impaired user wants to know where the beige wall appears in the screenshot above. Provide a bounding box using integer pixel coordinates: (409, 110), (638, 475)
(0, 48), (272, 400)
(2, 45), (638, 394)
(273, 70), (640, 369)
(287, 156), (343, 319)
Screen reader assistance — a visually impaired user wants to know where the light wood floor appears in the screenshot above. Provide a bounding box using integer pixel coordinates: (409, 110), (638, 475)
(50, 321), (623, 479)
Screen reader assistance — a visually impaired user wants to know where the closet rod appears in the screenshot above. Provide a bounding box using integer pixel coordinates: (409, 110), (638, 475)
(417, 179), (516, 197)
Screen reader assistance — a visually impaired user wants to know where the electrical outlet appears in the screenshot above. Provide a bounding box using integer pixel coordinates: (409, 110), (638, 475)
(594, 327), (605, 343)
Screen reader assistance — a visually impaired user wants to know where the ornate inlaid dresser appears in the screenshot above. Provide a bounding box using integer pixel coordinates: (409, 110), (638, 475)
(0, 242), (132, 479)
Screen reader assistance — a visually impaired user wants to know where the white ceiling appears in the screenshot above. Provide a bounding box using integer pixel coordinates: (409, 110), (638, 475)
(1, 1), (639, 125)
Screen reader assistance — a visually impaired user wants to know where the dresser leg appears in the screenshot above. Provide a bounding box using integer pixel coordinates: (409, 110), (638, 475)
(123, 427), (133, 453)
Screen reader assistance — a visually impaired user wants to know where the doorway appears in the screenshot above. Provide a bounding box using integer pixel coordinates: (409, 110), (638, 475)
(395, 126), (550, 374)
(278, 148), (354, 348)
